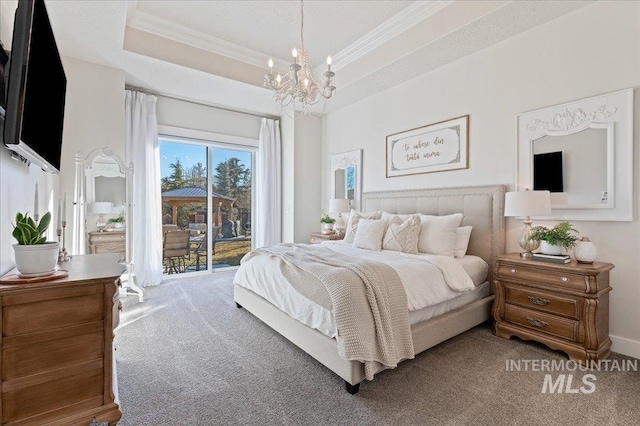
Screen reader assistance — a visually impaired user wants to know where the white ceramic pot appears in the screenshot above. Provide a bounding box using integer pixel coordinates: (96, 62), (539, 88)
(539, 241), (563, 255)
(321, 223), (334, 235)
(574, 237), (597, 264)
(13, 242), (60, 277)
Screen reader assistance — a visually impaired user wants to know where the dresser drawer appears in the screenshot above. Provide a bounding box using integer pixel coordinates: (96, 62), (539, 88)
(505, 304), (579, 342)
(497, 264), (586, 291)
(93, 243), (125, 254)
(90, 233), (125, 243)
(505, 285), (580, 319)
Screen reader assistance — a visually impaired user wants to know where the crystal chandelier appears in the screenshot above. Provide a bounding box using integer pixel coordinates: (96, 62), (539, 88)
(264, 0), (336, 116)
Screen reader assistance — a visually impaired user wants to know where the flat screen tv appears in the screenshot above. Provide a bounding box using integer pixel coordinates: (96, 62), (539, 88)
(2, 0), (66, 174)
(533, 151), (563, 193)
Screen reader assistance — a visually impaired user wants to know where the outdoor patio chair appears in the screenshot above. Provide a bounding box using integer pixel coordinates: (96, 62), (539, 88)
(193, 226), (219, 271)
(162, 230), (191, 274)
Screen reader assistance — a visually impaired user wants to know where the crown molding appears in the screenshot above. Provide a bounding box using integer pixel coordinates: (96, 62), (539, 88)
(126, 1), (451, 78)
(324, 0), (454, 73)
(126, 9), (291, 72)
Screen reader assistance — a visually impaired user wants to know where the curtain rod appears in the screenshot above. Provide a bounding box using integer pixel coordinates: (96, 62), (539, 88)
(125, 85), (279, 120)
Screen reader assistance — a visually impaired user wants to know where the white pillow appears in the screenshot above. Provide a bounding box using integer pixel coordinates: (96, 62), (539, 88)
(381, 212), (413, 223)
(417, 213), (464, 257)
(343, 210), (382, 244)
(454, 226), (473, 258)
(352, 218), (387, 251)
(383, 214), (421, 254)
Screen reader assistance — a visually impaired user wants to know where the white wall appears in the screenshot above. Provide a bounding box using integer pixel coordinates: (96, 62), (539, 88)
(155, 96), (261, 141)
(293, 115), (322, 242)
(322, 1), (640, 358)
(58, 57), (126, 252)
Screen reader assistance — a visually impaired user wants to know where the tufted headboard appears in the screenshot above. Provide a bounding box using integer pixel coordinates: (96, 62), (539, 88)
(362, 185), (506, 284)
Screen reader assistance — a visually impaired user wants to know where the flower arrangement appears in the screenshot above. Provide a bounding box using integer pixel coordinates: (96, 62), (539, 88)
(529, 222), (579, 250)
(12, 211), (51, 245)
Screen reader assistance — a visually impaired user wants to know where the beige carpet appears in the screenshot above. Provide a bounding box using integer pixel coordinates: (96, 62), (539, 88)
(115, 271), (640, 425)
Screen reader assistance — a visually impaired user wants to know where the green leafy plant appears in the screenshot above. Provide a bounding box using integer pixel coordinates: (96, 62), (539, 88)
(108, 211), (125, 224)
(529, 222), (579, 250)
(319, 213), (336, 224)
(12, 211), (51, 245)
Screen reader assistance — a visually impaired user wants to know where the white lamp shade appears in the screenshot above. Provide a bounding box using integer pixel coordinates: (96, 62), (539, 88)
(504, 191), (551, 217)
(91, 201), (113, 214)
(329, 198), (350, 214)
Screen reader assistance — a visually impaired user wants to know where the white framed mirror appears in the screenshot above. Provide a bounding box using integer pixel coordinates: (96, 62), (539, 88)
(73, 147), (143, 301)
(516, 88), (633, 221)
(331, 149), (362, 211)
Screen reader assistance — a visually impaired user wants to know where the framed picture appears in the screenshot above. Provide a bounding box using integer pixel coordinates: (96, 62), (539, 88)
(386, 115), (469, 178)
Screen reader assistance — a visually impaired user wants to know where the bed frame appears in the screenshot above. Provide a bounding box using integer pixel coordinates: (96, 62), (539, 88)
(234, 184), (505, 394)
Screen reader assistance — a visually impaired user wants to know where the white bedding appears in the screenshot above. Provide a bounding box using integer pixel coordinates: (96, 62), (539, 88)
(233, 243), (489, 338)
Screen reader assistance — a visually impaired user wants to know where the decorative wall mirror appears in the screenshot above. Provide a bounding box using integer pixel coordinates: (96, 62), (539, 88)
(516, 88), (633, 221)
(73, 147), (143, 300)
(331, 149), (362, 211)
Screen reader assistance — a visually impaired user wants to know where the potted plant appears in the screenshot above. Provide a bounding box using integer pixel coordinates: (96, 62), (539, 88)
(108, 211), (125, 229)
(12, 211), (59, 276)
(529, 222), (579, 255)
(320, 213), (336, 235)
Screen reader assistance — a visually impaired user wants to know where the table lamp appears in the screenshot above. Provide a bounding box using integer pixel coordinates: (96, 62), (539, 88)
(504, 190), (551, 258)
(91, 202), (113, 232)
(329, 198), (350, 235)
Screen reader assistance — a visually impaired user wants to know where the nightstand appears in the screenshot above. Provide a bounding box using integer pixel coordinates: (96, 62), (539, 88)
(493, 253), (614, 362)
(309, 232), (344, 244)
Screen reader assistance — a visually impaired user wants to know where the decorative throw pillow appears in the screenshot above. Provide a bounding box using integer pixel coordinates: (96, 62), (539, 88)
(352, 218), (387, 251)
(382, 214), (421, 254)
(454, 226), (473, 258)
(343, 210), (382, 243)
(381, 212), (413, 223)
(417, 213), (464, 257)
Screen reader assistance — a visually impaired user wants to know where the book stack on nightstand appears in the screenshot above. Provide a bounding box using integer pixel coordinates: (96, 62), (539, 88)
(309, 232), (344, 244)
(531, 253), (571, 264)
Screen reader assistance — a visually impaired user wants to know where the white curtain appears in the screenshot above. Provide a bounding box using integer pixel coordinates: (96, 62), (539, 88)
(125, 91), (163, 287)
(255, 118), (282, 248)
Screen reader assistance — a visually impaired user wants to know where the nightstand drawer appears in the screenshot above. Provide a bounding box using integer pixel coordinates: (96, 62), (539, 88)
(505, 304), (578, 342)
(496, 264), (585, 291)
(310, 236), (325, 244)
(505, 285), (580, 319)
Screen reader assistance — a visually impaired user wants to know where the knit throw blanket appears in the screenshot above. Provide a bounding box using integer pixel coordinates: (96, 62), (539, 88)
(245, 243), (414, 380)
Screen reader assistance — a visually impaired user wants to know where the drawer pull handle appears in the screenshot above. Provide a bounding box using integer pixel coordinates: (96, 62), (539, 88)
(527, 317), (548, 328)
(528, 296), (550, 306)
(511, 268), (517, 273)
(118, 301), (123, 311)
(561, 276), (568, 282)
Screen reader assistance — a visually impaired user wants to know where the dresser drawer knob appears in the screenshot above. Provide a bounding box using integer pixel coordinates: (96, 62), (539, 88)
(511, 268), (517, 273)
(118, 301), (123, 311)
(528, 296), (550, 306)
(561, 276), (568, 282)
(527, 317), (548, 328)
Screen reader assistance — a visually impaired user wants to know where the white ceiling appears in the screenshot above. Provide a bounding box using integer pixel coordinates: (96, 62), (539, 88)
(0, 1), (594, 115)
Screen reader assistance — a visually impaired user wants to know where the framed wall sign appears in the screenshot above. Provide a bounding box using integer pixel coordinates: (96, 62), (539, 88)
(386, 115), (469, 178)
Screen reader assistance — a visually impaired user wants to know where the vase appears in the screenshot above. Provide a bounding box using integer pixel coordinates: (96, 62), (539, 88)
(13, 242), (60, 277)
(574, 237), (597, 264)
(539, 241), (563, 255)
(321, 223), (334, 235)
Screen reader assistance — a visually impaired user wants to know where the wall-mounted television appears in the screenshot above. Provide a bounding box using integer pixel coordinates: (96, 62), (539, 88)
(533, 151), (563, 193)
(1, 0), (66, 174)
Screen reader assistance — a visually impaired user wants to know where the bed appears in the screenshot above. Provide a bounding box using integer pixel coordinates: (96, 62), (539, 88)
(234, 185), (505, 393)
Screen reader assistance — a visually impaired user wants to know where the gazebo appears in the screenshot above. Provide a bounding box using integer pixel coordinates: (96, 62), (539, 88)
(161, 187), (235, 227)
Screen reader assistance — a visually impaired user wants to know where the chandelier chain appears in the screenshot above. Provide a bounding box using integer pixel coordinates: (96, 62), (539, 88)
(300, 0), (305, 49)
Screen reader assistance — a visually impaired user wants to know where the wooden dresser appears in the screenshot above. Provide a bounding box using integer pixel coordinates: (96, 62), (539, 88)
(89, 231), (125, 255)
(0, 254), (124, 425)
(493, 253), (614, 362)
(309, 232), (344, 244)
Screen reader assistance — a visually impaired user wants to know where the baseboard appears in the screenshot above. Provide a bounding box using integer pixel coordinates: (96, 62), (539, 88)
(610, 334), (640, 360)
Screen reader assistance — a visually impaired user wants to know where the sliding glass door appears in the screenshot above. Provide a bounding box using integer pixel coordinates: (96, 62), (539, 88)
(159, 136), (254, 274)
